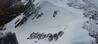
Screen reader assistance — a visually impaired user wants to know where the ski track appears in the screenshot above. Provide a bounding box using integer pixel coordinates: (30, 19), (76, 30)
(4, 0), (94, 44)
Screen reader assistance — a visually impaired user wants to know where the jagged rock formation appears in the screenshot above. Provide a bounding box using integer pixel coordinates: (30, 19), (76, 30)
(27, 31), (64, 42)
(14, 0), (44, 28)
(0, 32), (19, 44)
(0, 0), (25, 27)
(14, 0), (35, 28)
(0, 0), (43, 29)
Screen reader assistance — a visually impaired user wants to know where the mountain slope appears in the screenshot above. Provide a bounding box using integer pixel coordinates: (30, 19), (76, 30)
(4, 0), (94, 44)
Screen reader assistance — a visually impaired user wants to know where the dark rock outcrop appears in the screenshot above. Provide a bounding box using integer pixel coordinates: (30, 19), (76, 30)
(0, 0), (25, 27)
(0, 32), (19, 44)
(27, 31), (64, 42)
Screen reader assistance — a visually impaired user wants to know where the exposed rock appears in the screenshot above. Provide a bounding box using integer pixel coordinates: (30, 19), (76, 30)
(0, 0), (25, 27)
(27, 31), (64, 42)
(0, 32), (19, 44)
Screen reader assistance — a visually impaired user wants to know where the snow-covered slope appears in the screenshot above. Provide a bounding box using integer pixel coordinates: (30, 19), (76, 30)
(3, 0), (95, 44)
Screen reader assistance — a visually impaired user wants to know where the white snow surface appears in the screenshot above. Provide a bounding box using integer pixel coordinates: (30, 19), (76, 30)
(4, 0), (95, 44)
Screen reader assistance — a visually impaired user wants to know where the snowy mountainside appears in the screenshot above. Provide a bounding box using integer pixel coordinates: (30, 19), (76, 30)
(67, 0), (98, 44)
(1, 0), (96, 44)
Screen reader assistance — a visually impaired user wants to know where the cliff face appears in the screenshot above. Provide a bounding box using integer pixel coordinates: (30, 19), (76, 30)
(0, 0), (25, 26)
